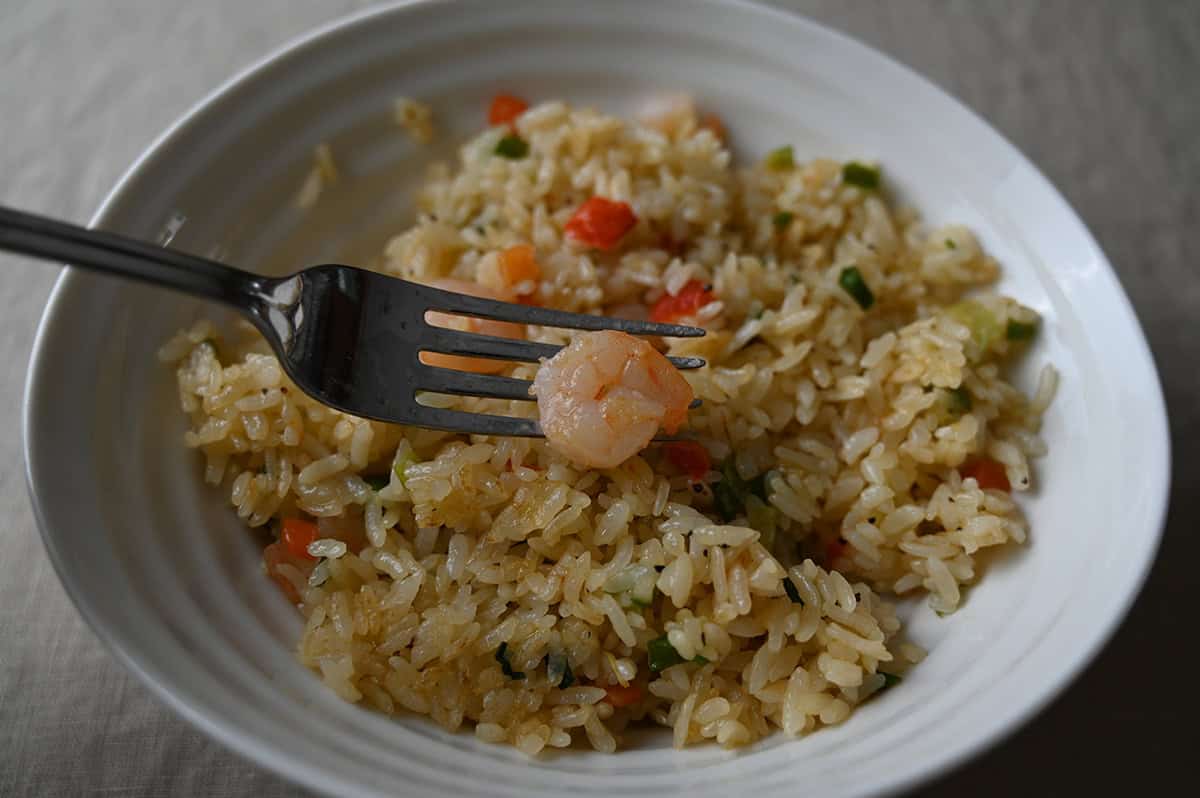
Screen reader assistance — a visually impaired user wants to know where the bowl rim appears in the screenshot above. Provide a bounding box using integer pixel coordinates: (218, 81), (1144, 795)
(22, 0), (1171, 795)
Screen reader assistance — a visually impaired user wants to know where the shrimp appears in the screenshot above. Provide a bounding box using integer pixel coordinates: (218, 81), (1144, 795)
(532, 330), (694, 469)
(421, 278), (525, 374)
(636, 93), (725, 141)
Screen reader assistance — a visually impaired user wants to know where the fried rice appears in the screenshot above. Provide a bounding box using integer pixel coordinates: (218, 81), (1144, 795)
(159, 97), (1056, 754)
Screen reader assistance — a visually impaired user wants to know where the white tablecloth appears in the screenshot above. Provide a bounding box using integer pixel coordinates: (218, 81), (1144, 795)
(2, 1), (1195, 794)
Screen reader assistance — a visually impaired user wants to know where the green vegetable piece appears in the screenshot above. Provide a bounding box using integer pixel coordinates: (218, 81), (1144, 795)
(945, 386), (973, 415)
(494, 135), (529, 159)
(745, 495), (778, 549)
(947, 300), (1003, 353)
(547, 653), (574, 689)
(772, 211), (795, 229)
(713, 459), (746, 521)
(838, 266), (875, 310)
(764, 146), (794, 171)
(647, 635), (685, 672)
(712, 459), (773, 523)
(747, 472), (770, 502)
(782, 577), (804, 605)
(392, 452), (417, 487)
(945, 238), (957, 250)
(879, 672), (901, 691)
(1006, 318), (1038, 341)
(494, 642), (526, 680)
(713, 478), (742, 522)
(693, 655), (710, 665)
(364, 474), (389, 491)
(842, 161), (881, 189)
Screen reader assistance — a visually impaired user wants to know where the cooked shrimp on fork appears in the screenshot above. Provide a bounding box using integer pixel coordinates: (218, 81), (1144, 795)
(532, 329), (694, 468)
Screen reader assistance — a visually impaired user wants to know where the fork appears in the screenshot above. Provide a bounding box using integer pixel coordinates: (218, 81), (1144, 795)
(0, 205), (706, 436)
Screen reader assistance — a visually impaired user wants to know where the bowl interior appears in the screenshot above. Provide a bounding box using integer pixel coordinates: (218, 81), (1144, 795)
(24, 1), (1168, 797)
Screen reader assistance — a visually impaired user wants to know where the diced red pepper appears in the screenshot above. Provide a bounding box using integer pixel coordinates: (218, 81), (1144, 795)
(564, 197), (638, 251)
(603, 684), (644, 708)
(663, 441), (712, 481)
(649, 279), (715, 324)
(281, 517), (319, 560)
(960, 457), (1011, 491)
(488, 93), (528, 127)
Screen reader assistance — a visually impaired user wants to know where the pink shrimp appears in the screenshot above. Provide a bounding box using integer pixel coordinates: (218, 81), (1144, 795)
(532, 330), (694, 469)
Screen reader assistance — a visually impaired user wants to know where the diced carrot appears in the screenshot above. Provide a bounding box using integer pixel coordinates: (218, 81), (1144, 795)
(564, 197), (638, 251)
(282, 517), (319, 560)
(498, 244), (541, 289)
(663, 441), (712, 481)
(649, 279), (715, 324)
(604, 684), (644, 708)
(488, 93), (528, 127)
(961, 457), (1011, 491)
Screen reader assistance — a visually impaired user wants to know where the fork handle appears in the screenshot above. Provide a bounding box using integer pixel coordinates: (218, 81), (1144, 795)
(0, 204), (263, 305)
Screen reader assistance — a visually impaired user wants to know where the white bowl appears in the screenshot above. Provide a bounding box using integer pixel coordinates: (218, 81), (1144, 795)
(23, 1), (1169, 796)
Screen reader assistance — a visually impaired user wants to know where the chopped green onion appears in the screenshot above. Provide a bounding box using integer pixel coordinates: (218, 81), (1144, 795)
(712, 459), (772, 523)
(547, 653), (574, 689)
(747, 471), (770, 502)
(947, 300), (1003, 354)
(1006, 318), (1038, 341)
(364, 474), (389, 491)
(494, 642), (526, 680)
(745, 495), (778, 549)
(945, 238), (957, 250)
(838, 266), (875, 310)
(764, 145), (794, 171)
(772, 211), (795, 229)
(693, 655), (711, 665)
(604, 564), (657, 608)
(647, 636), (685, 672)
(494, 135), (529, 159)
(713, 459), (745, 521)
(713, 477), (742, 522)
(879, 672), (901, 691)
(392, 452), (418, 487)
(782, 577), (804, 605)
(945, 386), (973, 415)
(842, 161), (881, 189)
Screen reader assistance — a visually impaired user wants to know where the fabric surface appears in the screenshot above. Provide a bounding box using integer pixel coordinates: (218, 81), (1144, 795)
(1, 1), (1195, 794)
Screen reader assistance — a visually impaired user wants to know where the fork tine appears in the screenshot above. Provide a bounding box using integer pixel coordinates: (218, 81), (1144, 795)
(417, 367), (535, 401)
(419, 282), (705, 338)
(409, 404), (542, 437)
(423, 328), (559, 363)
(415, 364), (703, 407)
(423, 327), (706, 369)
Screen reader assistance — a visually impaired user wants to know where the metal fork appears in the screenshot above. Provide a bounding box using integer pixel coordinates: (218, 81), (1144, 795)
(1, 205), (706, 436)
